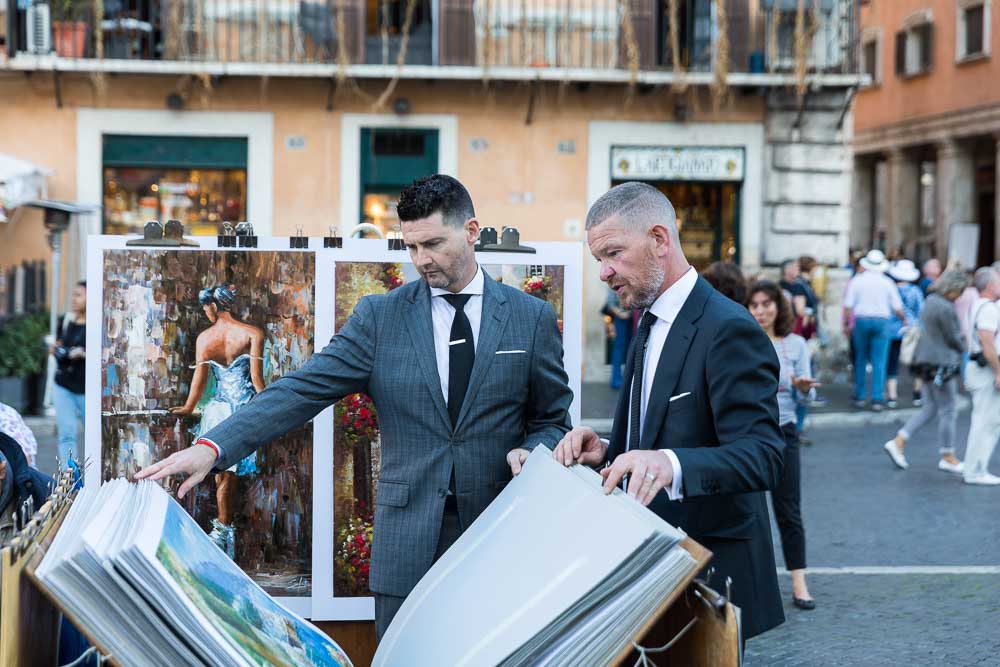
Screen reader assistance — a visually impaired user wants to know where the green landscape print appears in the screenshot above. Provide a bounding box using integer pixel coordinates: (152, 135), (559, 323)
(156, 500), (352, 666)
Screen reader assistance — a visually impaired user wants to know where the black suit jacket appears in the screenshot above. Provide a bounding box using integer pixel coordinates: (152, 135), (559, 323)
(608, 276), (786, 639)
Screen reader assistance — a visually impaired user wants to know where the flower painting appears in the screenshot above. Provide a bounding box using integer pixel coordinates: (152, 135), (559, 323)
(330, 261), (565, 597)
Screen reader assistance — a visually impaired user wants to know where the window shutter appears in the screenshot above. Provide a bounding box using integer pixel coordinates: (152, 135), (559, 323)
(919, 22), (933, 72)
(619, 0), (656, 69)
(438, 0), (475, 65)
(894, 30), (906, 75)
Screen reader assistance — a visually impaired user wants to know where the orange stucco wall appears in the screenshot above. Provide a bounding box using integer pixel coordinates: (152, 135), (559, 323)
(855, 0), (1000, 133)
(0, 71), (761, 256)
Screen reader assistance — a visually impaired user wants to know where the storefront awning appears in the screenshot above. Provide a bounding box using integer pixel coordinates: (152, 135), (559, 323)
(0, 153), (53, 223)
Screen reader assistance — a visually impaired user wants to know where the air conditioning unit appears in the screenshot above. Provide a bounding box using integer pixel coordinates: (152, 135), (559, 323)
(26, 2), (53, 55)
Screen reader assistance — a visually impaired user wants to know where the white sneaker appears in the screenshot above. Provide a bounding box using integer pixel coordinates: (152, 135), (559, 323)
(883, 440), (909, 470)
(963, 472), (1000, 486)
(938, 459), (965, 474)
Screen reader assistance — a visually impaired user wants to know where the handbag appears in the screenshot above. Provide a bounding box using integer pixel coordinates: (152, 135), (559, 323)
(899, 325), (921, 366)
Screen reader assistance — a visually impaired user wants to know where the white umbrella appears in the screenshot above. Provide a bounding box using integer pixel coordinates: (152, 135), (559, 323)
(0, 153), (53, 223)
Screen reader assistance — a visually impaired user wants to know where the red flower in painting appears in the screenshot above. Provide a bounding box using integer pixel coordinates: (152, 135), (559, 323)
(382, 264), (405, 291)
(340, 393), (379, 443)
(335, 507), (376, 594)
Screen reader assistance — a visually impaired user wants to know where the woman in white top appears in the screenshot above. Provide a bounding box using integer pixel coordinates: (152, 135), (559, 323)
(747, 280), (820, 610)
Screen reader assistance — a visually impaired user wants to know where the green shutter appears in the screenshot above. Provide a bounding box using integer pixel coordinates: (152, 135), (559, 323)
(102, 135), (248, 169)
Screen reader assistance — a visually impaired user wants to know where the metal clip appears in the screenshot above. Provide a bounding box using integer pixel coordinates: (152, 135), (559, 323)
(219, 221), (237, 247)
(324, 225), (343, 248)
(290, 225), (309, 249)
(235, 221), (257, 248)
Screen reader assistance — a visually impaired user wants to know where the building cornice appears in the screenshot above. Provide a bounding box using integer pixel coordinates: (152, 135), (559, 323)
(854, 101), (1000, 155)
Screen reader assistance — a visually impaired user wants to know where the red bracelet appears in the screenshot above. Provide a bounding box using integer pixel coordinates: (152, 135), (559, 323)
(195, 438), (220, 458)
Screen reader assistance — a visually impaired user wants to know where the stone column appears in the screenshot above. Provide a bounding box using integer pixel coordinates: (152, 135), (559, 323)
(886, 147), (920, 255)
(936, 138), (977, 264)
(851, 156), (875, 251)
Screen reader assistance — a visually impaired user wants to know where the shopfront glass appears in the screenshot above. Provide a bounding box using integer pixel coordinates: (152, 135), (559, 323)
(104, 167), (247, 236)
(610, 180), (740, 271)
(102, 135), (249, 236)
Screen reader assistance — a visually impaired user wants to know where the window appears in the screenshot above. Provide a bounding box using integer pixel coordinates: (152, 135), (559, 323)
(895, 13), (934, 77)
(957, 0), (991, 61)
(860, 29), (881, 86)
(101, 135), (249, 235)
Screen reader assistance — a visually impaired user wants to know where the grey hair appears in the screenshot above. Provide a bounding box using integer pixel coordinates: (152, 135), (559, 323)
(934, 269), (970, 296)
(585, 182), (678, 239)
(973, 266), (998, 292)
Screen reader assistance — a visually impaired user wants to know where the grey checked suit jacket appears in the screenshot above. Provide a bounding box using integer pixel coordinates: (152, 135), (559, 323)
(206, 270), (573, 597)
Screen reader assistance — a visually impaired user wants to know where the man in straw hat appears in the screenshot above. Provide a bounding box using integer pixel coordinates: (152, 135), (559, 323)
(843, 250), (905, 411)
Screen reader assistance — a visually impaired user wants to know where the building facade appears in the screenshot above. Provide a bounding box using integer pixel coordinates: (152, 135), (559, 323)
(1, 0), (861, 380)
(853, 0), (999, 268)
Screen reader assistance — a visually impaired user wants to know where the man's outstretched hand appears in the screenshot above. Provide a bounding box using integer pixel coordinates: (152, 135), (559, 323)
(135, 445), (218, 498)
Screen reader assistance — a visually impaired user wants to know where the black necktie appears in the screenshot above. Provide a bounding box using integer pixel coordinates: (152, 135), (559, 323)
(443, 294), (475, 428)
(628, 310), (659, 451)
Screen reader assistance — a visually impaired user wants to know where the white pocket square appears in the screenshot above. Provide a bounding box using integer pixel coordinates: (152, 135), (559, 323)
(669, 392), (691, 402)
(496, 350), (526, 355)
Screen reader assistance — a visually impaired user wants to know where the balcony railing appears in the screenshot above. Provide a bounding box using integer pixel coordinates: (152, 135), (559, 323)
(4, 0), (858, 77)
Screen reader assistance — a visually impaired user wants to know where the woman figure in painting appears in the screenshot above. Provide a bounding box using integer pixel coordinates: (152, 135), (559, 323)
(170, 285), (265, 558)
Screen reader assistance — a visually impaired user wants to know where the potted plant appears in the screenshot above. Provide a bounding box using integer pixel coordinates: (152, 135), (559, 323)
(51, 0), (90, 58)
(0, 312), (50, 413)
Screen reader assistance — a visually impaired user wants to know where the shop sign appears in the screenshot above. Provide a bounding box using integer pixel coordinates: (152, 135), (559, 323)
(611, 146), (744, 181)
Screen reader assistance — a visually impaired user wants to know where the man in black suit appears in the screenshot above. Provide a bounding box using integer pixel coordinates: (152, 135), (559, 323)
(553, 181), (785, 641)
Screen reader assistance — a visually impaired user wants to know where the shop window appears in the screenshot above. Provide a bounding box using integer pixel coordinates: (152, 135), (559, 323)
(895, 12), (934, 77)
(101, 135), (248, 236)
(956, 1), (990, 62)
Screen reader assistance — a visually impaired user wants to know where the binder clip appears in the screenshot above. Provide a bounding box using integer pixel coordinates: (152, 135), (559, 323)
(387, 232), (406, 250)
(323, 226), (343, 248)
(218, 222), (237, 247)
(235, 221), (257, 248)
(290, 226), (309, 249)
(475, 226), (498, 251)
(125, 219), (200, 247)
(477, 226), (536, 254)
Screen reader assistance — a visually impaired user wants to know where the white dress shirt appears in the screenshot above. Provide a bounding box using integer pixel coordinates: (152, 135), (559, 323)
(430, 266), (485, 402)
(625, 266), (699, 500)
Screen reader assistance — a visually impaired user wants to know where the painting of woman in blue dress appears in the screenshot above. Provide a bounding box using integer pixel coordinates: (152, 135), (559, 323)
(169, 284), (265, 558)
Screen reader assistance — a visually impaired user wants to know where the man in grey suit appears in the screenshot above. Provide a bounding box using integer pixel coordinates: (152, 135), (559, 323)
(138, 175), (573, 637)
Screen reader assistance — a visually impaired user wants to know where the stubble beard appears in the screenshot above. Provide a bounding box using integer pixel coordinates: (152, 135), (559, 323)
(624, 264), (666, 310)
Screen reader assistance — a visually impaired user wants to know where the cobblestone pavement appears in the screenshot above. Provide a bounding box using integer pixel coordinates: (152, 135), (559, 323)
(746, 573), (1000, 666)
(747, 416), (1000, 666)
(23, 399), (1000, 665)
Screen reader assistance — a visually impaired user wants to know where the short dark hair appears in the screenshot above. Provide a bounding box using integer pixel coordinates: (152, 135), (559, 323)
(396, 174), (476, 228)
(702, 262), (747, 305)
(799, 256), (817, 273)
(76, 280), (87, 288)
(747, 279), (795, 337)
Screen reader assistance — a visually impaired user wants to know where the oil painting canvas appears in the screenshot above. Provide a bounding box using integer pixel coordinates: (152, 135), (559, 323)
(95, 246), (316, 603)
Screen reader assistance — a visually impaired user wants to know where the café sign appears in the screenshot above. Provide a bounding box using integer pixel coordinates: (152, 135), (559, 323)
(611, 146), (745, 181)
